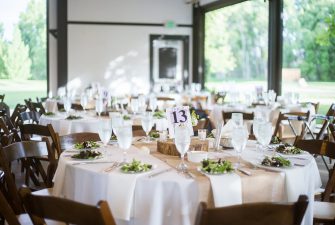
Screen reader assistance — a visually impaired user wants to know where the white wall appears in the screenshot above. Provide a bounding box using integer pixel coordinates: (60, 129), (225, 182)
(66, 0), (193, 95)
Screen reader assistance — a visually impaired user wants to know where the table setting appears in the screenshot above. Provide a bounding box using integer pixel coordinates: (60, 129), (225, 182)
(50, 107), (322, 225)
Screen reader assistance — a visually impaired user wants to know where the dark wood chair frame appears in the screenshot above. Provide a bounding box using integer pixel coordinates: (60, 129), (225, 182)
(195, 195), (308, 225)
(19, 186), (116, 225)
(0, 141), (57, 214)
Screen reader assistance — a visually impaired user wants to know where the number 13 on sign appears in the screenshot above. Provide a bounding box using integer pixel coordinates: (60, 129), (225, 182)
(166, 106), (194, 138)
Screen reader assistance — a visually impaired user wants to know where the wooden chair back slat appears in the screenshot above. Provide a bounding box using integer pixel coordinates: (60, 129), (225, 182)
(295, 139), (335, 159)
(19, 123), (61, 158)
(19, 187), (116, 225)
(195, 195), (308, 225)
(58, 132), (101, 152)
(273, 111), (311, 140)
(222, 111), (254, 122)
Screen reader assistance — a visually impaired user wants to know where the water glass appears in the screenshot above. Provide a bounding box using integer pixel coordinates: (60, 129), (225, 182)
(149, 96), (157, 111)
(174, 124), (191, 172)
(116, 124), (133, 163)
(141, 112), (154, 142)
(95, 98), (104, 116)
(98, 120), (112, 157)
(80, 94), (88, 112)
(257, 122), (273, 151)
(63, 97), (72, 115)
(231, 127), (248, 169)
(110, 112), (122, 136)
(130, 98), (139, 115)
(198, 129), (207, 141)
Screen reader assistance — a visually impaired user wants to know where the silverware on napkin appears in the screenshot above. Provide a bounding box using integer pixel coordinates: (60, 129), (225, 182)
(148, 168), (173, 178)
(237, 168), (252, 176)
(104, 162), (122, 172)
(71, 161), (114, 166)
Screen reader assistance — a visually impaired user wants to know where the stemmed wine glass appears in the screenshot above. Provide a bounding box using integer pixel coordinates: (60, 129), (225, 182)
(95, 98), (104, 117)
(141, 112), (154, 142)
(149, 96), (157, 112)
(98, 120), (112, 157)
(63, 97), (72, 115)
(252, 118), (262, 150)
(110, 112), (122, 136)
(80, 93), (88, 113)
(116, 124), (133, 164)
(175, 124), (190, 173)
(231, 126), (248, 169)
(130, 98), (139, 115)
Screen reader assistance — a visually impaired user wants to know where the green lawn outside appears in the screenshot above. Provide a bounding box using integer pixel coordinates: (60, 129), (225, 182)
(0, 79), (47, 109)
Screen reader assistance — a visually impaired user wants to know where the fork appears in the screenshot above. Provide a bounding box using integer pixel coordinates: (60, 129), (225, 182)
(104, 162), (121, 172)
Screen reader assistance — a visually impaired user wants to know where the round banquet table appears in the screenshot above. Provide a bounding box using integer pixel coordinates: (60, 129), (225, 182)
(39, 112), (109, 135)
(52, 139), (321, 225)
(39, 112), (167, 136)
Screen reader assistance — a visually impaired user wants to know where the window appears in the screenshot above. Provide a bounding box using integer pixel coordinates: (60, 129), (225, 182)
(0, 0), (47, 108)
(204, 0), (269, 98)
(282, 0), (335, 113)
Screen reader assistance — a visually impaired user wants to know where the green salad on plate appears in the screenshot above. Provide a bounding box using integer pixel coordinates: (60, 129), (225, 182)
(200, 159), (234, 174)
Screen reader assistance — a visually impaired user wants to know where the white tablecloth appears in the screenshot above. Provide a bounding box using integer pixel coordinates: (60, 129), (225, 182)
(52, 140), (321, 225)
(39, 112), (110, 135)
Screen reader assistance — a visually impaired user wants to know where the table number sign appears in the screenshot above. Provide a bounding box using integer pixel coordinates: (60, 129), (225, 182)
(166, 106), (194, 138)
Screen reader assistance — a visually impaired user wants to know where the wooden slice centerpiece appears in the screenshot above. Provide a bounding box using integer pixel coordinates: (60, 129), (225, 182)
(157, 138), (209, 156)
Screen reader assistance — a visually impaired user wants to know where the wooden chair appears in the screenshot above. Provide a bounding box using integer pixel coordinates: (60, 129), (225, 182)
(0, 102), (10, 118)
(157, 97), (175, 101)
(222, 111), (254, 137)
(0, 117), (21, 144)
(19, 186), (116, 225)
(273, 111), (311, 144)
(222, 111), (254, 122)
(57, 102), (83, 111)
(315, 103), (335, 141)
(10, 104), (28, 129)
(0, 141), (56, 214)
(19, 123), (61, 158)
(19, 111), (41, 124)
(0, 189), (21, 225)
(0, 94), (4, 103)
(29, 102), (46, 114)
(300, 102), (320, 114)
(295, 140), (335, 224)
(195, 195), (308, 225)
(57, 132), (101, 152)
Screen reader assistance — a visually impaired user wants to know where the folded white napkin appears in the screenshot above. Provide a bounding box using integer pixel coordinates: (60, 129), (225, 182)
(207, 173), (242, 207)
(107, 172), (143, 220)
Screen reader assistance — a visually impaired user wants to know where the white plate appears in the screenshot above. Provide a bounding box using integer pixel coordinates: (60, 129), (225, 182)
(73, 142), (101, 150)
(256, 162), (293, 172)
(70, 155), (103, 161)
(120, 164), (156, 174)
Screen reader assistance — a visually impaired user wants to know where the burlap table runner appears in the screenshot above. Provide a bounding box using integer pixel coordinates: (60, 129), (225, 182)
(134, 141), (285, 208)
